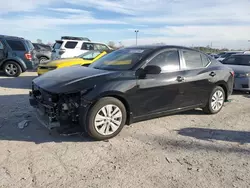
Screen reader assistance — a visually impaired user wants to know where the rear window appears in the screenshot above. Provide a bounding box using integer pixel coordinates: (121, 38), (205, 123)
(223, 56), (250, 66)
(6, 40), (26, 51)
(65, 41), (78, 49)
(25, 40), (34, 50)
(53, 41), (63, 49)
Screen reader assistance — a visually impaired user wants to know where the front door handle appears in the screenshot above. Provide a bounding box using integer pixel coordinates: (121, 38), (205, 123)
(209, 72), (216, 77)
(177, 76), (185, 82)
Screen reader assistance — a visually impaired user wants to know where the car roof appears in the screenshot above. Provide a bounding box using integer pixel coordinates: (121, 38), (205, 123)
(55, 40), (108, 45)
(0, 35), (25, 40)
(124, 45), (201, 52)
(232, 54), (250, 57)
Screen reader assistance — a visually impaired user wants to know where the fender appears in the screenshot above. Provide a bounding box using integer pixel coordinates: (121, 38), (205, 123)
(0, 57), (27, 71)
(90, 90), (133, 125)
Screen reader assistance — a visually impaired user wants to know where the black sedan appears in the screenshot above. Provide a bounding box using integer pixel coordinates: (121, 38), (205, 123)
(30, 45), (234, 140)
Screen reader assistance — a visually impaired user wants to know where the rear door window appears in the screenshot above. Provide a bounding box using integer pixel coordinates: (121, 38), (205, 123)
(6, 40), (26, 51)
(241, 56), (250, 66)
(64, 41), (78, 49)
(81, 43), (94, 50)
(182, 50), (204, 69)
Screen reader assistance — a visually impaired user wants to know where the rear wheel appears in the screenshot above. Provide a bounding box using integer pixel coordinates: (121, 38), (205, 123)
(3, 61), (22, 77)
(85, 97), (127, 140)
(39, 57), (49, 64)
(203, 86), (225, 114)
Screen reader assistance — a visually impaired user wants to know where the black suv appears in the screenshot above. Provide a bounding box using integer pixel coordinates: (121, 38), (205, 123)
(0, 35), (38, 77)
(33, 43), (52, 63)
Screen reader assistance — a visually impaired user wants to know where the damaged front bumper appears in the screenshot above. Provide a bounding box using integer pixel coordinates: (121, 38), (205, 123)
(29, 94), (61, 129)
(29, 87), (91, 130)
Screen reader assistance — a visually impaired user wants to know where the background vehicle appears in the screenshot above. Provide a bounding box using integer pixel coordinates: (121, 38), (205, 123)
(33, 43), (52, 63)
(222, 54), (250, 91)
(51, 36), (111, 60)
(0, 35), (38, 77)
(208, 53), (219, 59)
(30, 45), (234, 140)
(216, 51), (242, 62)
(37, 50), (109, 75)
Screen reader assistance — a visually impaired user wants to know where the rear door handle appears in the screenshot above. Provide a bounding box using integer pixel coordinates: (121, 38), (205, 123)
(209, 72), (216, 77)
(177, 76), (185, 82)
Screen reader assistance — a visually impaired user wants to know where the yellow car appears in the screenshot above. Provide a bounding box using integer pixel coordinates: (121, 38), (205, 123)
(37, 50), (107, 75)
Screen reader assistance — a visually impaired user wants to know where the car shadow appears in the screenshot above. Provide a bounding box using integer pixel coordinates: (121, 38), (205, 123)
(0, 75), (36, 89)
(233, 90), (250, 98)
(0, 94), (94, 144)
(177, 128), (250, 144)
(135, 134), (250, 155)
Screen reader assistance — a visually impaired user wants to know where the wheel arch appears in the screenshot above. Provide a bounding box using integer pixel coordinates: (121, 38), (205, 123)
(92, 91), (132, 125)
(1, 58), (27, 72)
(39, 56), (50, 60)
(215, 81), (228, 101)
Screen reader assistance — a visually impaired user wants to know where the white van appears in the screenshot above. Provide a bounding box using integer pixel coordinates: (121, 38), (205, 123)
(51, 36), (112, 59)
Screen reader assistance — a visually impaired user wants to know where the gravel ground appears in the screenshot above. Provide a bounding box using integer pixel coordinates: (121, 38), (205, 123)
(0, 71), (250, 188)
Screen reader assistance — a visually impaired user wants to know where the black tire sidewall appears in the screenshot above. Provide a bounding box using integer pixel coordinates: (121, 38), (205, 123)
(3, 61), (22, 77)
(208, 86), (225, 114)
(86, 97), (127, 140)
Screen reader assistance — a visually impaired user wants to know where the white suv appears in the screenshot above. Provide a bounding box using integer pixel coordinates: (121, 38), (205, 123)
(51, 36), (112, 59)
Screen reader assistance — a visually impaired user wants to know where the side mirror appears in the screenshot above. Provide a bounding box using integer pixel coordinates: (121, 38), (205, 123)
(144, 65), (161, 74)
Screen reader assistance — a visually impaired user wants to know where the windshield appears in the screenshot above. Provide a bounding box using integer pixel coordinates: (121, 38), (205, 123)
(89, 48), (153, 71)
(78, 51), (101, 60)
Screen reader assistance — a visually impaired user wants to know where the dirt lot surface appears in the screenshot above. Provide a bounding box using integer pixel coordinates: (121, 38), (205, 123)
(0, 71), (250, 188)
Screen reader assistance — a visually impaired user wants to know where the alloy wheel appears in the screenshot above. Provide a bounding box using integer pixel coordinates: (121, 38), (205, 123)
(211, 90), (224, 112)
(5, 64), (18, 76)
(94, 104), (123, 136)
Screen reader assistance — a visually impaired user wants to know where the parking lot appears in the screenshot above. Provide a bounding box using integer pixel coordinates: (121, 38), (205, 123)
(0, 71), (250, 188)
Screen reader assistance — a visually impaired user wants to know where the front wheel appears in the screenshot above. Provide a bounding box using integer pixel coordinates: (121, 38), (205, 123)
(85, 97), (127, 140)
(203, 86), (225, 114)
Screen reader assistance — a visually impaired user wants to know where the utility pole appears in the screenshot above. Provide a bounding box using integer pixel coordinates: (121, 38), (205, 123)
(135, 30), (139, 46)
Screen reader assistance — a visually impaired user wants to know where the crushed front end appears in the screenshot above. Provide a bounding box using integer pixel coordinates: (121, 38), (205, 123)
(29, 83), (90, 130)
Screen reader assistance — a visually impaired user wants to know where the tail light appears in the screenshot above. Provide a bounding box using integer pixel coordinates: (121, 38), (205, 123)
(25, 53), (32, 60)
(230, 70), (235, 77)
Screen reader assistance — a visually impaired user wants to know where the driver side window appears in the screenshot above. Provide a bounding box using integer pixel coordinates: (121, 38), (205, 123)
(147, 50), (180, 72)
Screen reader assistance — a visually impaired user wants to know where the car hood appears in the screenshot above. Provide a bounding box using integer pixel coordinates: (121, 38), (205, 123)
(33, 66), (116, 93)
(226, 65), (250, 74)
(42, 58), (90, 67)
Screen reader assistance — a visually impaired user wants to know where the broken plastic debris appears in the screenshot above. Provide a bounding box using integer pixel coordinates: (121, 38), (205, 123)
(18, 120), (30, 129)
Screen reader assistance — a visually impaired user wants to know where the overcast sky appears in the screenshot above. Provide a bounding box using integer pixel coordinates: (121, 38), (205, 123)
(1, 0), (250, 49)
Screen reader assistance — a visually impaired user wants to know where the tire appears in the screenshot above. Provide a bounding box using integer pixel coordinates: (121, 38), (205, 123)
(203, 86), (225, 114)
(39, 57), (49, 64)
(3, 61), (22, 77)
(85, 97), (127, 140)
